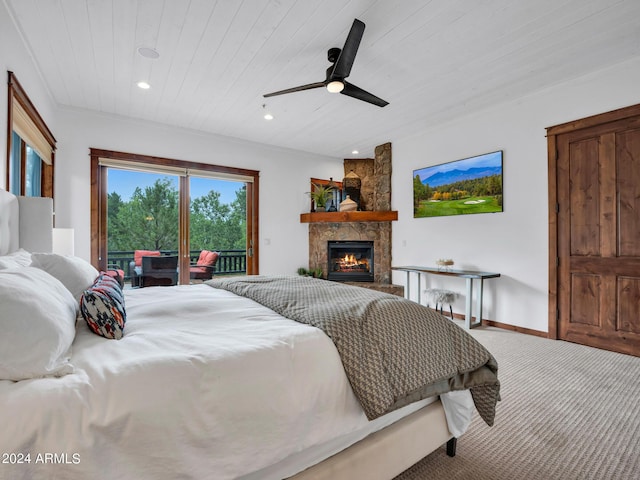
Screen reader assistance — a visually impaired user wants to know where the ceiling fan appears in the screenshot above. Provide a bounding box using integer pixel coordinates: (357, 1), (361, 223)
(263, 19), (389, 107)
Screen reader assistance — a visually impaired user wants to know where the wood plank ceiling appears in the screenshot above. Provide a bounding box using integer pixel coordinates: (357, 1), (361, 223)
(5, 0), (640, 159)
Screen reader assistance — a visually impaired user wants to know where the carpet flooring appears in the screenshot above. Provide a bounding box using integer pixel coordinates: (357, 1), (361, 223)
(394, 324), (640, 480)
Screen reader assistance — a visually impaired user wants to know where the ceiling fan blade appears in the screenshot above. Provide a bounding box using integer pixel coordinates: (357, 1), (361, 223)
(263, 81), (325, 98)
(341, 82), (389, 107)
(331, 19), (365, 79)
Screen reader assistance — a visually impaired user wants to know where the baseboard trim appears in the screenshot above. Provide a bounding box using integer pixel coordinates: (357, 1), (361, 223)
(481, 319), (548, 338)
(441, 310), (548, 338)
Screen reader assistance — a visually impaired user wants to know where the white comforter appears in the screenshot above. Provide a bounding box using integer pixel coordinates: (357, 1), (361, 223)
(0, 285), (370, 479)
(0, 284), (470, 480)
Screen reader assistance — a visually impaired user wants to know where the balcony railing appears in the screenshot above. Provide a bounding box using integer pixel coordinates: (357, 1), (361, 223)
(107, 249), (247, 281)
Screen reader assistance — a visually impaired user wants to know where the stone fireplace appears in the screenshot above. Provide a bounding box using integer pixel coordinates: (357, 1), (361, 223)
(302, 143), (402, 295)
(309, 221), (391, 283)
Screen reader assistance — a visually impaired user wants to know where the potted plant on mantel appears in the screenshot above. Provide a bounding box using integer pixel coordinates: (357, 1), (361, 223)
(307, 183), (334, 212)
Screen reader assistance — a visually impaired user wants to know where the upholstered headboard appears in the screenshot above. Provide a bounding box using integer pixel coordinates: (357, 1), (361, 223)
(0, 189), (53, 255)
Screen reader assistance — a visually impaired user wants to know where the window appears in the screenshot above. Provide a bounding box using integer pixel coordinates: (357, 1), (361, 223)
(90, 148), (260, 283)
(5, 71), (56, 197)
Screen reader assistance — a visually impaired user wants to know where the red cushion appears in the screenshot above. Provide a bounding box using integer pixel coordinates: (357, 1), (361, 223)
(189, 266), (209, 274)
(134, 250), (161, 266)
(196, 250), (219, 267)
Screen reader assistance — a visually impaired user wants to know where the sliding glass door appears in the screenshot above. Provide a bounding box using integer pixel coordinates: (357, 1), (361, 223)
(91, 148), (259, 286)
(189, 176), (247, 277)
(106, 169), (180, 281)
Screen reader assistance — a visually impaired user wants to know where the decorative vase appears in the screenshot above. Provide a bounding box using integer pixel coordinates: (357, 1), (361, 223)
(342, 170), (361, 207)
(339, 195), (357, 212)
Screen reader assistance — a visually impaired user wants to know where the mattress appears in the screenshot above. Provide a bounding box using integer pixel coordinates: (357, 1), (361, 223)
(0, 284), (469, 480)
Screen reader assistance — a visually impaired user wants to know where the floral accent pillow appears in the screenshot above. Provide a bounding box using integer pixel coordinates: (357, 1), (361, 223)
(80, 273), (126, 339)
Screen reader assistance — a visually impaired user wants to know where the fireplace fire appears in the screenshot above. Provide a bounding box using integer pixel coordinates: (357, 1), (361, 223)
(327, 241), (374, 282)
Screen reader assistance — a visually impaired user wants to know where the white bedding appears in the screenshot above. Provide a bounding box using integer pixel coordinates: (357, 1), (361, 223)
(0, 284), (468, 480)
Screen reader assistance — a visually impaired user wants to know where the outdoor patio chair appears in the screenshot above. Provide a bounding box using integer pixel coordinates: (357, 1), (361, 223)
(189, 250), (219, 281)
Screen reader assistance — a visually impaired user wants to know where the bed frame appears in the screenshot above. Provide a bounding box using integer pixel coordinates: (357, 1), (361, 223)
(0, 188), (454, 479)
(289, 400), (455, 479)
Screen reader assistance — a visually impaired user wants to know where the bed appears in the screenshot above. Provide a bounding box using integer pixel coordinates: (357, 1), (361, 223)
(0, 188), (500, 480)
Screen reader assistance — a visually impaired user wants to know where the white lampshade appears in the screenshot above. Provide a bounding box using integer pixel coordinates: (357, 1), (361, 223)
(52, 228), (75, 256)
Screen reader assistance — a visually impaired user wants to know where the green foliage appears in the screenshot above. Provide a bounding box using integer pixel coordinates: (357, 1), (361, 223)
(436, 174), (502, 197)
(413, 175), (431, 214)
(296, 266), (323, 279)
(413, 173), (502, 217)
(190, 186), (247, 250)
(307, 183), (334, 208)
(415, 196), (502, 217)
(108, 179), (179, 251)
(107, 178), (246, 252)
(228, 187), (247, 248)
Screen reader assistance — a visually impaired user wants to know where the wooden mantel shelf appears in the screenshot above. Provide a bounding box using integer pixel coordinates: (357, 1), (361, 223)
(300, 211), (398, 223)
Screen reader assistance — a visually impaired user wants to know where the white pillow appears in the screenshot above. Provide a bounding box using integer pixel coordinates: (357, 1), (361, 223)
(0, 267), (77, 381)
(30, 253), (99, 303)
(0, 248), (32, 269)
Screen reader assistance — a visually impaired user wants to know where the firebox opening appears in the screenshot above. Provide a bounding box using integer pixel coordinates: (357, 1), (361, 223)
(327, 241), (374, 282)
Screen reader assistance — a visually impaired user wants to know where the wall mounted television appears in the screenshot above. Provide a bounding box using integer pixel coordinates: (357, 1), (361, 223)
(413, 150), (503, 218)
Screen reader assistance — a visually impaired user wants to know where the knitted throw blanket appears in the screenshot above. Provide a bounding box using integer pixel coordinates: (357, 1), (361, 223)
(207, 275), (500, 424)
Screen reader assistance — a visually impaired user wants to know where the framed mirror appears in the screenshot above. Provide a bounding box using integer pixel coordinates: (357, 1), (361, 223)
(310, 177), (342, 212)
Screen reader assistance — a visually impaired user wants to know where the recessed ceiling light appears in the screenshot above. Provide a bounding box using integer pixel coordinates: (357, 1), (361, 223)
(137, 81), (151, 90)
(262, 104), (274, 120)
(352, 150), (359, 155)
(137, 47), (160, 59)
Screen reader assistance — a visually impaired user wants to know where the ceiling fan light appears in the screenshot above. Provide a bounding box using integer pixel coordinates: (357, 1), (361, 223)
(326, 81), (344, 93)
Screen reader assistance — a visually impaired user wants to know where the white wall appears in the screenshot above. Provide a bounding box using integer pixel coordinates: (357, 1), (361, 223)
(5, 0), (640, 332)
(54, 107), (342, 275)
(392, 56), (640, 332)
(0, 0), (57, 184)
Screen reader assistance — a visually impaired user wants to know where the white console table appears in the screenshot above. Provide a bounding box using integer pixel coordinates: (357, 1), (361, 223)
(392, 266), (500, 329)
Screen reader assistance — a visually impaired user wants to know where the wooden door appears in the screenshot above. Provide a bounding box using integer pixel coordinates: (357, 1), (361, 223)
(548, 105), (640, 357)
